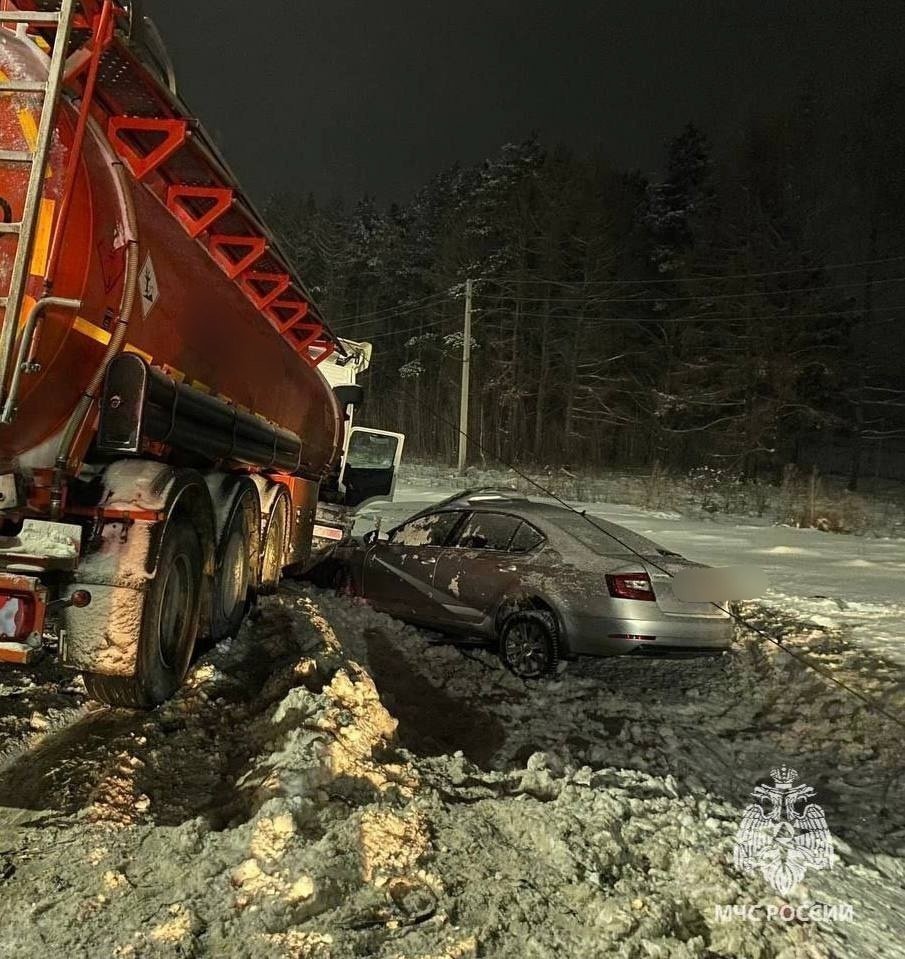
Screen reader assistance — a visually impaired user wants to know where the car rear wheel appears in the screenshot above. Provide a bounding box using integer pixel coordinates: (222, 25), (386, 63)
(499, 610), (559, 679)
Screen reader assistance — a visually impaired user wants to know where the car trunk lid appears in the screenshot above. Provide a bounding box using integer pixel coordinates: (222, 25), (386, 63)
(643, 557), (729, 618)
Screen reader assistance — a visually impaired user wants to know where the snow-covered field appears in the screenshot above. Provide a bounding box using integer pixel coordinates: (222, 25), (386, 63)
(0, 472), (902, 957)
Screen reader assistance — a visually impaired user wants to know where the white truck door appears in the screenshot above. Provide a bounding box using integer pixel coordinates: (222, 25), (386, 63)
(340, 428), (406, 508)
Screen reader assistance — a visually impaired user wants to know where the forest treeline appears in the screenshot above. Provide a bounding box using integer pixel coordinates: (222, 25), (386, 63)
(267, 72), (905, 488)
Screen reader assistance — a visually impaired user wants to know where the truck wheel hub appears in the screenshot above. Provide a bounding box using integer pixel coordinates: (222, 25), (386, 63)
(220, 530), (249, 616)
(158, 553), (193, 669)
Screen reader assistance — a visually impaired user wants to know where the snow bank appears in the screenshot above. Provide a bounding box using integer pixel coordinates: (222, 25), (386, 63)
(0, 583), (902, 957)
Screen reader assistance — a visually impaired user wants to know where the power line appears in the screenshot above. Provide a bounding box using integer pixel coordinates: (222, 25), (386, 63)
(337, 290), (454, 329)
(350, 315), (451, 343)
(336, 300), (450, 335)
(338, 300), (905, 342)
(336, 304), (902, 348)
(480, 275), (905, 307)
(478, 253), (905, 288)
(480, 305), (905, 325)
(333, 270), (905, 337)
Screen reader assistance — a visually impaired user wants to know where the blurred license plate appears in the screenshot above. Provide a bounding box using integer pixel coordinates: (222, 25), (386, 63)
(313, 524), (345, 542)
(671, 566), (767, 603)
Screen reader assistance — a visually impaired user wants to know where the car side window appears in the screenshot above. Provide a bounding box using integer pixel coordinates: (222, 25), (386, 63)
(454, 512), (522, 551)
(388, 511), (464, 547)
(510, 522), (545, 553)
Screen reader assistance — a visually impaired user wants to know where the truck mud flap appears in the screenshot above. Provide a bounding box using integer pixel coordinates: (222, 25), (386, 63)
(60, 583), (143, 678)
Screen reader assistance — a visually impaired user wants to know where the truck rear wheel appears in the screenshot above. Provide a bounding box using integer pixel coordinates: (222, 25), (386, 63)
(84, 518), (204, 709)
(260, 492), (289, 594)
(211, 490), (258, 641)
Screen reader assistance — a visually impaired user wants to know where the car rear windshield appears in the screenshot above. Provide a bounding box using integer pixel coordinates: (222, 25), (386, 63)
(550, 514), (669, 557)
(510, 521), (545, 553)
(454, 512), (523, 550)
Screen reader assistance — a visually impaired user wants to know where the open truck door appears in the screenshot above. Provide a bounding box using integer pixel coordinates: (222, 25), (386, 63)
(341, 428), (405, 508)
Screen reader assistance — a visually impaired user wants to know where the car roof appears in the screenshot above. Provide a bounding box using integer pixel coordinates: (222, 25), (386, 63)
(401, 493), (673, 558)
(426, 488), (531, 510)
(407, 491), (590, 529)
(404, 489), (538, 516)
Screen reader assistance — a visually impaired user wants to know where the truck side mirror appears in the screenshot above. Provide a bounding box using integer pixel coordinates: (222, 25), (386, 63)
(334, 384), (365, 419)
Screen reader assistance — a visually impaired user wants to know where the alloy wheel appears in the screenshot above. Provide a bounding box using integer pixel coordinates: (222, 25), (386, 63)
(503, 619), (550, 677)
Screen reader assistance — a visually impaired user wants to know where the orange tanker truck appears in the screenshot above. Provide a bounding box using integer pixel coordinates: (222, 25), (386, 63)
(0, 1), (402, 706)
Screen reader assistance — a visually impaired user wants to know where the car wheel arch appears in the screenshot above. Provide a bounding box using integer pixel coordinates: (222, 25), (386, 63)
(494, 591), (572, 657)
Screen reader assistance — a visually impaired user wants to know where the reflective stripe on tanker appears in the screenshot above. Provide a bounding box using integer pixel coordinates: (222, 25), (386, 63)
(71, 316), (234, 408)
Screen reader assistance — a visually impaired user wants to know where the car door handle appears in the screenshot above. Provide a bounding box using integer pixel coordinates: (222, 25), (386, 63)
(420, 558), (437, 566)
(498, 565), (517, 573)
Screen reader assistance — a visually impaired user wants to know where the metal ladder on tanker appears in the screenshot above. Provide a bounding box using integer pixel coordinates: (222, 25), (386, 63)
(0, 0), (78, 418)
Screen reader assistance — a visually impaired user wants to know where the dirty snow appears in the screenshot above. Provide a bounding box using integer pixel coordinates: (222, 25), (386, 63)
(0, 470), (902, 957)
(0, 581), (902, 957)
(0, 519), (82, 562)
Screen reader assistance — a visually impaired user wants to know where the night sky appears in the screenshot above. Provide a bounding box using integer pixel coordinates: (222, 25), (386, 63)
(148, 1), (905, 206)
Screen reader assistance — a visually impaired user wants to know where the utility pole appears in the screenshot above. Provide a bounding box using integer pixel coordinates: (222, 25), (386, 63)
(457, 279), (473, 475)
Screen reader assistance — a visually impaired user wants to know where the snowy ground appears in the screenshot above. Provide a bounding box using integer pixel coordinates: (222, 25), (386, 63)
(0, 475), (902, 957)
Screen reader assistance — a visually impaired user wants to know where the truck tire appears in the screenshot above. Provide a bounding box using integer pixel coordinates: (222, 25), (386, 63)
(211, 490), (257, 641)
(260, 492), (289, 594)
(84, 518), (204, 709)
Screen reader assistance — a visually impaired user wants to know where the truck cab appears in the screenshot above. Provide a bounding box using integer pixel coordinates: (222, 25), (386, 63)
(311, 339), (405, 559)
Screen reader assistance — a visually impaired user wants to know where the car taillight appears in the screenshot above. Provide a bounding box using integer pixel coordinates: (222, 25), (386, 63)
(606, 572), (655, 602)
(0, 593), (37, 639)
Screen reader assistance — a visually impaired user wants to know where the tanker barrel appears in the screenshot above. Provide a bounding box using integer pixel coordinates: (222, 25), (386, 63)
(99, 354), (306, 474)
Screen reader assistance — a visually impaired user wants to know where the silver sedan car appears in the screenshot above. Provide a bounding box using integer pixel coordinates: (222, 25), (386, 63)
(329, 489), (736, 677)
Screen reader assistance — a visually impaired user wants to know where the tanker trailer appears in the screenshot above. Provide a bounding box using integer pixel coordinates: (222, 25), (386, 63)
(0, 1), (400, 707)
